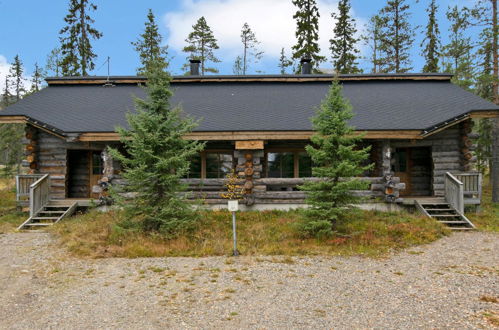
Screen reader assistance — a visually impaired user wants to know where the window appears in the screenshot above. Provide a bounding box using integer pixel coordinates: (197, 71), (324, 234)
(91, 151), (103, 175)
(265, 151), (313, 178)
(206, 152), (234, 178)
(267, 152), (294, 178)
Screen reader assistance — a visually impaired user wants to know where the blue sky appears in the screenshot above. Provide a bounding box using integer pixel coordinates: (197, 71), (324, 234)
(0, 0), (477, 83)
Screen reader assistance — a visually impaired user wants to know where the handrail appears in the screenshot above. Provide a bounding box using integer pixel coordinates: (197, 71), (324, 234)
(15, 174), (44, 203)
(444, 172), (464, 214)
(29, 174), (50, 218)
(455, 172), (482, 201)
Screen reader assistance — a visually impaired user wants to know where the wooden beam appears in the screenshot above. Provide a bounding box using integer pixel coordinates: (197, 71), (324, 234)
(78, 130), (423, 142)
(0, 115), (27, 123)
(469, 110), (499, 118)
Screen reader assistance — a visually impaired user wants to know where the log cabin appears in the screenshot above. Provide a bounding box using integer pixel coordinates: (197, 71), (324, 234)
(1, 60), (499, 229)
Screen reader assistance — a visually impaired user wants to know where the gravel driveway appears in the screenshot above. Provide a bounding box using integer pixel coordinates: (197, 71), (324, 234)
(0, 232), (497, 329)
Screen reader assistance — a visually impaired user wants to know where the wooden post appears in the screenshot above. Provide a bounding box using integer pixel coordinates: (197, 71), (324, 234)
(381, 140), (398, 202)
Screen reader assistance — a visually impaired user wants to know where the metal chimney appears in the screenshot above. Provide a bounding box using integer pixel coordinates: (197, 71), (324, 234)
(301, 58), (312, 74)
(190, 59), (201, 76)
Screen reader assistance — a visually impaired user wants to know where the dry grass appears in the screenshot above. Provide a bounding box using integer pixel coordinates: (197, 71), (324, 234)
(482, 310), (499, 327)
(468, 178), (499, 232)
(0, 178), (27, 233)
(49, 207), (448, 258)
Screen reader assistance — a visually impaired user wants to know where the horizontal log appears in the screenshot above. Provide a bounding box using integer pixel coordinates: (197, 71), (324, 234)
(433, 163), (462, 170)
(433, 157), (460, 163)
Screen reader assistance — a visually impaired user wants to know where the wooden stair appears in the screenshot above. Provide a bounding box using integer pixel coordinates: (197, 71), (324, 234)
(18, 200), (78, 230)
(415, 200), (475, 230)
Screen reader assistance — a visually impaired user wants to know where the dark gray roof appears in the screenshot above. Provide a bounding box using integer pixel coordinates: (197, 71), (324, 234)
(1, 78), (498, 134)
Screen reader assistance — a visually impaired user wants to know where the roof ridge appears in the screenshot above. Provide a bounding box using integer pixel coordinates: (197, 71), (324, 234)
(45, 73), (453, 85)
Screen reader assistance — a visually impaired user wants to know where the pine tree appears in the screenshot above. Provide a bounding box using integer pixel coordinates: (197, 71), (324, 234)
(291, 0), (326, 70)
(441, 6), (474, 90)
(132, 9), (168, 74)
(232, 56), (244, 75)
(378, 0), (415, 73)
(278, 48), (293, 74)
(329, 0), (360, 74)
(8, 55), (26, 102)
(475, 27), (494, 173)
(420, 0), (441, 73)
(299, 80), (372, 238)
(108, 59), (205, 236)
(182, 17), (220, 75)
(45, 48), (62, 77)
(30, 63), (44, 93)
(59, 0), (102, 76)
(363, 15), (386, 73)
(240, 23), (263, 75)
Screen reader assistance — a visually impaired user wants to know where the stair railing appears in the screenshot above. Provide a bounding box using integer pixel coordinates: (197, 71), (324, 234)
(444, 172), (464, 214)
(29, 174), (50, 218)
(15, 174), (44, 205)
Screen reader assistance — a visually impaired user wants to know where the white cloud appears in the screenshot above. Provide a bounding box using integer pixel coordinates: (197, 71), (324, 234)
(164, 0), (365, 64)
(0, 55), (11, 93)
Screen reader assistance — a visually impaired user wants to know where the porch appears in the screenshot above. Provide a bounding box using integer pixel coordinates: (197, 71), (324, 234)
(16, 171), (482, 212)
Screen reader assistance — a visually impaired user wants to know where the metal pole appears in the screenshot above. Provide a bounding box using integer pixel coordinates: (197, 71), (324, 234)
(232, 211), (239, 256)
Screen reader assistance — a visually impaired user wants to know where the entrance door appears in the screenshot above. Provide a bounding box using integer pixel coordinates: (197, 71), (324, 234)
(67, 150), (103, 199)
(392, 147), (432, 197)
(393, 148), (411, 196)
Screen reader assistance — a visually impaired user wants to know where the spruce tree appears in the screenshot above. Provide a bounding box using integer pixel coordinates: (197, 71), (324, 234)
(240, 23), (263, 75)
(378, 0), (415, 73)
(329, 0), (360, 74)
(108, 60), (205, 236)
(30, 63), (44, 93)
(182, 17), (220, 75)
(8, 55), (27, 102)
(291, 0), (325, 70)
(299, 80), (372, 238)
(420, 0), (441, 73)
(1, 76), (12, 108)
(59, 0), (102, 76)
(363, 15), (386, 73)
(278, 48), (293, 74)
(441, 6), (474, 90)
(45, 48), (62, 77)
(132, 9), (168, 74)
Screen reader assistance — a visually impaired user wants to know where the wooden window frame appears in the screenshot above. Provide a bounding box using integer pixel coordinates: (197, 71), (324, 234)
(264, 148), (311, 178)
(194, 150), (234, 179)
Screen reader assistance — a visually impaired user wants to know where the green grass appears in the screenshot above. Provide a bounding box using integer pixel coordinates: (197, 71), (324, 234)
(467, 178), (499, 232)
(49, 206), (449, 258)
(0, 178), (27, 233)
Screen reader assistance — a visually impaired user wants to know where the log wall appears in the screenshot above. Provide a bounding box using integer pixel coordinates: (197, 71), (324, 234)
(26, 127), (113, 199)
(391, 121), (473, 197)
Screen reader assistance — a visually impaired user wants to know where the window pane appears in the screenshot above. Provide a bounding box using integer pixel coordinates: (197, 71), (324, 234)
(206, 152), (233, 178)
(92, 152), (102, 175)
(267, 152), (294, 178)
(298, 152), (312, 177)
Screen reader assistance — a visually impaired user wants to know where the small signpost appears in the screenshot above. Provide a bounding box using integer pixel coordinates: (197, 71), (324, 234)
(228, 200), (239, 256)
